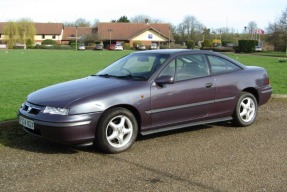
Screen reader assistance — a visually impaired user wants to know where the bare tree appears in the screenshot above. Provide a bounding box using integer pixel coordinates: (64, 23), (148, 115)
(65, 18), (91, 27)
(267, 7), (287, 51)
(247, 21), (258, 34)
(130, 15), (163, 23)
(176, 15), (204, 42)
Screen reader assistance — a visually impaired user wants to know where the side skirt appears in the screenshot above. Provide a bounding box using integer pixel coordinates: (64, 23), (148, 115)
(141, 117), (233, 135)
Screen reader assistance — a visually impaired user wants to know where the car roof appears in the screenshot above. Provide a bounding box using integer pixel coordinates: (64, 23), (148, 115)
(132, 49), (246, 68)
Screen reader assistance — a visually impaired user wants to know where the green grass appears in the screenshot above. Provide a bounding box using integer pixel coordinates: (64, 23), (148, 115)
(0, 50), (132, 121)
(0, 50), (286, 122)
(251, 51), (287, 57)
(224, 53), (287, 95)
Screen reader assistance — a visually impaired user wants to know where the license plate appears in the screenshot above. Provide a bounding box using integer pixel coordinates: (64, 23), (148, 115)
(19, 116), (34, 130)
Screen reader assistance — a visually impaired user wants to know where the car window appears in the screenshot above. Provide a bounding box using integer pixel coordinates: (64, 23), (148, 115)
(158, 54), (210, 81)
(207, 55), (241, 74)
(97, 53), (169, 79)
(124, 56), (155, 73)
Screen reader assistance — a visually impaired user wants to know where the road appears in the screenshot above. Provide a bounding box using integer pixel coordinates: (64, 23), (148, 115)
(0, 98), (287, 192)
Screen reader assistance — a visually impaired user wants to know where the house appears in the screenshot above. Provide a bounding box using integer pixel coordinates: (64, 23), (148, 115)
(97, 22), (174, 48)
(34, 23), (64, 44)
(61, 27), (94, 44)
(0, 22), (174, 48)
(0, 22), (64, 45)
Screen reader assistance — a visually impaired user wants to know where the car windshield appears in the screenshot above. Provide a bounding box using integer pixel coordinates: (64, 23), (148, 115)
(96, 53), (170, 80)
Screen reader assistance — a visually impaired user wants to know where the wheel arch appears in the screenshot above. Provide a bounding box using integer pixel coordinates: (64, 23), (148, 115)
(97, 104), (142, 131)
(242, 87), (259, 104)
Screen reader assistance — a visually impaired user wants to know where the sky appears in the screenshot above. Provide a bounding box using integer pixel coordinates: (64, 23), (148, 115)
(0, 0), (286, 32)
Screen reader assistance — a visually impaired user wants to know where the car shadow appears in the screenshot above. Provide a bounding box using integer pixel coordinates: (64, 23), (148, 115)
(0, 123), (98, 154)
(137, 124), (213, 141)
(0, 121), (233, 154)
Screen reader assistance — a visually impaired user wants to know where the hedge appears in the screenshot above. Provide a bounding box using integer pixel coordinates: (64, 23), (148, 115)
(238, 40), (258, 53)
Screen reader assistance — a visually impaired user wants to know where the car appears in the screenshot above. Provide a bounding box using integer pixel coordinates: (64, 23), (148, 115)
(108, 44), (115, 50)
(114, 44), (123, 51)
(150, 43), (158, 50)
(137, 44), (146, 50)
(78, 44), (85, 50)
(18, 50), (272, 153)
(95, 44), (103, 50)
(255, 46), (263, 52)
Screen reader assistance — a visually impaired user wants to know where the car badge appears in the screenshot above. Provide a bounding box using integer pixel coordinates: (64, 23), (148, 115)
(27, 106), (32, 113)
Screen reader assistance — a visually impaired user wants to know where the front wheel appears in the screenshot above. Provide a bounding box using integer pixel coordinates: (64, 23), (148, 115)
(95, 107), (138, 153)
(232, 92), (258, 127)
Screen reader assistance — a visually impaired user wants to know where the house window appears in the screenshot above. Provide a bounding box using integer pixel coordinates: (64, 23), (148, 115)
(52, 35), (56, 39)
(42, 35), (45, 39)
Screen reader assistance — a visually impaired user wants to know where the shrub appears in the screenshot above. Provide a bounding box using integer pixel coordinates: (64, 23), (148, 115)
(123, 43), (131, 50)
(202, 39), (212, 48)
(42, 39), (58, 45)
(238, 40), (258, 53)
(201, 47), (234, 52)
(34, 44), (73, 50)
(132, 41), (142, 49)
(186, 40), (195, 49)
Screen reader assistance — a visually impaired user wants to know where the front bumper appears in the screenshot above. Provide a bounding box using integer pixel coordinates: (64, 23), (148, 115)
(18, 109), (102, 145)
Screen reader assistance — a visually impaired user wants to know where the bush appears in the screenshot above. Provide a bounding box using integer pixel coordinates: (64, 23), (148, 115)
(34, 44), (73, 50)
(238, 40), (258, 53)
(186, 40), (195, 49)
(201, 47), (234, 52)
(132, 41), (142, 49)
(202, 39), (212, 48)
(42, 39), (58, 45)
(13, 46), (25, 49)
(123, 43), (131, 50)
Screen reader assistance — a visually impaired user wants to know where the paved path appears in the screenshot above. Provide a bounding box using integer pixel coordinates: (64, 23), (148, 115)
(1, 98), (287, 192)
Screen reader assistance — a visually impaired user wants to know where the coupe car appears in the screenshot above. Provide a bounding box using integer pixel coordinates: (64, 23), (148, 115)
(18, 50), (272, 153)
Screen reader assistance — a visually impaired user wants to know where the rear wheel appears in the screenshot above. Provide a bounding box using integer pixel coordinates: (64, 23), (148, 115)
(232, 92), (258, 127)
(95, 107), (138, 153)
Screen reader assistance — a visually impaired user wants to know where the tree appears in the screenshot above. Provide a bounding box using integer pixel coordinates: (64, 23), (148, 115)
(116, 16), (130, 23)
(267, 7), (287, 51)
(18, 18), (36, 45)
(175, 15), (204, 43)
(247, 21), (257, 34)
(65, 18), (91, 27)
(3, 22), (19, 49)
(3, 19), (36, 48)
(130, 15), (163, 23)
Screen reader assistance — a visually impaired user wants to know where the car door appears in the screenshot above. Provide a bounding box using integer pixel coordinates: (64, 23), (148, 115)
(206, 54), (244, 116)
(150, 54), (216, 129)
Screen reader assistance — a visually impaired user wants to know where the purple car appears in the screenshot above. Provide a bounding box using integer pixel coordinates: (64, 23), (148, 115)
(18, 50), (272, 153)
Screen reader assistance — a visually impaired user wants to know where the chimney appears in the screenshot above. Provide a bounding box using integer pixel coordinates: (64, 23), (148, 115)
(144, 18), (149, 25)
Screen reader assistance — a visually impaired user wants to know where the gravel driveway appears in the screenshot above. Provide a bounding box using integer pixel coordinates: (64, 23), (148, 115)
(1, 98), (287, 192)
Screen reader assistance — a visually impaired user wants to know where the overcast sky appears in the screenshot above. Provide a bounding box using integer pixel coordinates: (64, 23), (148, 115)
(0, 0), (286, 32)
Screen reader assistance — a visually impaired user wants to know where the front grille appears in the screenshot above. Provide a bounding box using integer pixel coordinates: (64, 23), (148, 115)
(22, 102), (43, 115)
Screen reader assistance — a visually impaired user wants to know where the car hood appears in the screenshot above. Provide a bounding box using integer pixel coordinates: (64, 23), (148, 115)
(27, 76), (136, 108)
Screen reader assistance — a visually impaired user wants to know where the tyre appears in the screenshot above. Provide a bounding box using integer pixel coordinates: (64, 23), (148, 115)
(232, 92), (258, 127)
(95, 107), (138, 153)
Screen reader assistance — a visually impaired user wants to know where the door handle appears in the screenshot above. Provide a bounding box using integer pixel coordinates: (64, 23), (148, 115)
(205, 83), (213, 88)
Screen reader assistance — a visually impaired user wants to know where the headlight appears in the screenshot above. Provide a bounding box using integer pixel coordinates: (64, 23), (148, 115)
(43, 106), (69, 115)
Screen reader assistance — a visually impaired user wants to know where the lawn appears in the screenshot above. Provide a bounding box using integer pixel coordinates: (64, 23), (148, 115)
(0, 50), (132, 121)
(224, 53), (287, 95)
(0, 50), (286, 122)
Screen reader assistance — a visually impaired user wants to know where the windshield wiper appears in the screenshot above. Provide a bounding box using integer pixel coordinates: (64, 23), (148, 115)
(117, 75), (147, 80)
(96, 74), (117, 78)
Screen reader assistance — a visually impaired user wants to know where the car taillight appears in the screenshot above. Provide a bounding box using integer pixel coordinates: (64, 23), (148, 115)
(266, 77), (270, 85)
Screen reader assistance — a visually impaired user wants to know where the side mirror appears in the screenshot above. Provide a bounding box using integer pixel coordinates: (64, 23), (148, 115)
(155, 75), (174, 86)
